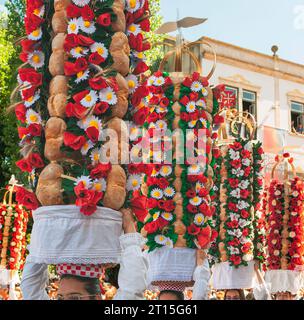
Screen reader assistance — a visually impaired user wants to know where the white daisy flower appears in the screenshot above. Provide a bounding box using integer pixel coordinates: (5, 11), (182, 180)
(155, 234), (167, 245)
(80, 90), (98, 108)
(190, 196), (203, 207)
(84, 116), (102, 131)
(228, 247), (240, 255)
(231, 188), (241, 199)
(75, 175), (92, 189)
(194, 213), (205, 226)
(80, 18), (96, 34)
(81, 140), (94, 155)
(161, 212), (173, 221)
(186, 101), (196, 113)
(237, 201), (250, 210)
(243, 253), (254, 262)
(33, 5), (45, 17)
(229, 213), (240, 221)
(147, 76), (156, 86)
(125, 75), (139, 94)
(152, 212), (160, 221)
(191, 81), (203, 92)
(155, 120), (167, 131)
(188, 120), (198, 128)
(99, 87), (117, 105)
(195, 182), (204, 194)
(90, 42), (109, 60)
(229, 149), (240, 160)
(151, 188), (163, 200)
(127, 174), (142, 191)
(232, 168), (244, 177)
(92, 178), (107, 192)
(234, 229), (243, 238)
(199, 118), (207, 127)
(75, 69), (90, 84)
(28, 51), (45, 69)
(239, 180), (250, 190)
(159, 165), (172, 177)
(68, 18), (81, 34)
(201, 87), (208, 97)
(155, 106), (167, 114)
(72, 0), (90, 7)
(25, 109), (41, 124)
(71, 46), (89, 59)
(23, 91), (40, 108)
(129, 124), (141, 141)
(196, 99), (206, 109)
(28, 28), (42, 41)
(188, 164), (202, 175)
(90, 148), (101, 165)
(132, 51), (147, 61)
(239, 219), (251, 228)
(127, 23), (142, 36)
(151, 168), (159, 177)
(163, 187), (175, 198)
(154, 76), (165, 87)
(242, 158), (251, 167)
(165, 238), (174, 248)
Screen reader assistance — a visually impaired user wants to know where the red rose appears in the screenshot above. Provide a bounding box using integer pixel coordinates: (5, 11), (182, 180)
(161, 200), (175, 212)
(94, 102), (109, 115)
(179, 96), (190, 106)
(197, 225), (212, 249)
(241, 210), (250, 219)
(64, 61), (78, 76)
(187, 204), (198, 214)
(130, 195), (148, 223)
(27, 123), (42, 136)
(85, 126), (99, 143)
(77, 35), (95, 46)
(144, 221), (159, 234)
(66, 4), (81, 18)
(133, 61), (149, 75)
(241, 149), (251, 158)
(231, 142), (242, 151)
(147, 112), (159, 124)
(187, 224), (201, 236)
(213, 114), (224, 125)
(133, 107), (149, 126)
(228, 178), (239, 188)
(160, 97), (169, 108)
(80, 5), (94, 21)
(75, 57), (89, 72)
(241, 242), (251, 253)
(16, 187), (39, 210)
(242, 228), (249, 237)
(20, 39), (37, 52)
(90, 163), (112, 179)
(89, 77), (108, 90)
(80, 203), (97, 216)
(19, 68), (42, 86)
(97, 13), (111, 26)
(244, 167), (251, 177)
(147, 198), (158, 208)
(227, 202), (238, 212)
(64, 132), (87, 150)
(16, 158), (32, 173)
(157, 178), (169, 189)
(64, 34), (79, 51)
(15, 104), (28, 123)
(210, 229), (218, 242)
(186, 190), (196, 198)
(227, 220), (239, 229)
(230, 255), (241, 266)
(140, 19), (150, 32)
(28, 153), (44, 169)
(257, 147), (264, 155)
(231, 159), (242, 169)
(74, 182), (88, 198)
(89, 52), (105, 65)
(18, 126), (29, 139)
(240, 189), (250, 199)
(66, 102), (87, 119)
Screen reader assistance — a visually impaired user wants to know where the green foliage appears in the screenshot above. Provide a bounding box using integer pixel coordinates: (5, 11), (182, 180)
(144, 0), (165, 72)
(0, 0), (26, 188)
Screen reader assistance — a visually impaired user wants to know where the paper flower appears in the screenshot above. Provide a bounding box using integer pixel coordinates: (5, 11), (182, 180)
(68, 18), (81, 34)
(151, 188), (163, 200)
(25, 109), (41, 124)
(75, 175), (92, 189)
(99, 87), (117, 105)
(92, 178), (107, 192)
(127, 174), (142, 191)
(28, 51), (45, 69)
(80, 90), (98, 108)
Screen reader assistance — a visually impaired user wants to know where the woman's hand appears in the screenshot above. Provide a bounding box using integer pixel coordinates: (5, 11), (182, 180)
(121, 208), (136, 234)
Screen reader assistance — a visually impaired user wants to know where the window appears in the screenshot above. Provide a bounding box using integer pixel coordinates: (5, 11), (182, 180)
(242, 90), (257, 119)
(225, 86), (239, 109)
(290, 101), (304, 134)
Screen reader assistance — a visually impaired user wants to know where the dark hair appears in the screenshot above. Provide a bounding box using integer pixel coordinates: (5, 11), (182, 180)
(105, 265), (120, 289)
(159, 290), (185, 300)
(224, 289), (246, 300)
(60, 274), (100, 298)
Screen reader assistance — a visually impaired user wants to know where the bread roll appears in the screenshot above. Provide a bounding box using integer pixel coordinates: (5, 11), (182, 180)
(103, 165), (126, 210)
(52, 11), (68, 34)
(110, 74), (129, 119)
(54, 0), (71, 11)
(109, 32), (130, 76)
(49, 50), (66, 76)
(48, 94), (67, 118)
(50, 76), (68, 96)
(112, 0), (126, 32)
(36, 163), (64, 206)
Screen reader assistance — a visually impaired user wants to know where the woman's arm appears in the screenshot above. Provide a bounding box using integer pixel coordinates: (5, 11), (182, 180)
(113, 208), (148, 300)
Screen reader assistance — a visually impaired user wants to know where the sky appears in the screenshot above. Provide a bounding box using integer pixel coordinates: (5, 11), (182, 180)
(0, 0), (303, 64)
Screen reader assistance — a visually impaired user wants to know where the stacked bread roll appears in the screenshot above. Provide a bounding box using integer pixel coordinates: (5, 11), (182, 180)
(140, 71), (218, 251)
